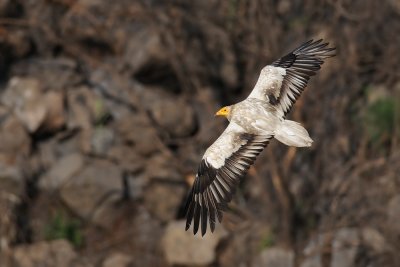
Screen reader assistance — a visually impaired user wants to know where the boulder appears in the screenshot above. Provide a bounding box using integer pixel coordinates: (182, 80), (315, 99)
(115, 114), (159, 157)
(12, 239), (77, 267)
(140, 89), (197, 138)
(143, 182), (186, 222)
(39, 153), (85, 190)
(2, 77), (45, 133)
(162, 220), (227, 266)
(1, 77), (66, 133)
(60, 159), (122, 220)
(150, 97), (197, 138)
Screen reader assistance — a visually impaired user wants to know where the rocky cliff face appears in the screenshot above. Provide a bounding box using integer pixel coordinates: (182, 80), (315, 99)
(0, 0), (399, 266)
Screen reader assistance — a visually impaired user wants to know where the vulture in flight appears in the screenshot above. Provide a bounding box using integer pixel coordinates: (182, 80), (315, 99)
(184, 39), (335, 235)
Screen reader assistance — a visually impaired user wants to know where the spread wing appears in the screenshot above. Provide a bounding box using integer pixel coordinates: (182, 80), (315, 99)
(183, 122), (272, 235)
(247, 39), (335, 115)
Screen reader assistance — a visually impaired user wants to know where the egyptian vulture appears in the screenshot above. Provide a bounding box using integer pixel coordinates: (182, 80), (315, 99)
(184, 39), (335, 235)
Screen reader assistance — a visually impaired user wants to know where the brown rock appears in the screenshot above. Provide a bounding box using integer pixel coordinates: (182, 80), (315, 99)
(39, 153), (85, 190)
(143, 182), (186, 222)
(0, 109), (30, 158)
(125, 27), (166, 74)
(0, 110), (30, 196)
(115, 114), (159, 156)
(60, 159), (121, 219)
(12, 239), (77, 267)
(107, 145), (144, 173)
(91, 194), (123, 229)
(149, 96), (197, 138)
(42, 91), (66, 132)
(144, 154), (181, 182)
(162, 220), (227, 266)
(67, 86), (109, 130)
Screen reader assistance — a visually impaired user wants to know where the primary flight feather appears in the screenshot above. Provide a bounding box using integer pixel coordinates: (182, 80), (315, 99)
(184, 39), (335, 236)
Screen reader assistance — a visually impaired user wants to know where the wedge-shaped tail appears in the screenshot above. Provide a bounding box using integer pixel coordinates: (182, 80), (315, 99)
(274, 120), (313, 147)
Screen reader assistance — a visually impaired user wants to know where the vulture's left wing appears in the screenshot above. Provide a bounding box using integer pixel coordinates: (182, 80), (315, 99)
(248, 39), (335, 115)
(184, 122), (272, 235)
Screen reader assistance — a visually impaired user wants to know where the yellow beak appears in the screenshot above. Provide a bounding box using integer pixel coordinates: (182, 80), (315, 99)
(215, 107), (229, 117)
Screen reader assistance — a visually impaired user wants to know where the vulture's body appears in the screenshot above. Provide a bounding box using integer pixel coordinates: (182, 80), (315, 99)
(184, 39), (335, 235)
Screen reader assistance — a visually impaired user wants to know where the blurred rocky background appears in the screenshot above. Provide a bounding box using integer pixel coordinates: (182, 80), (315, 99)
(0, 0), (399, 266)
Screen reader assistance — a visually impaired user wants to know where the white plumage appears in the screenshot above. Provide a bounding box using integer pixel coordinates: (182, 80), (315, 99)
(184, 39), (335, 236)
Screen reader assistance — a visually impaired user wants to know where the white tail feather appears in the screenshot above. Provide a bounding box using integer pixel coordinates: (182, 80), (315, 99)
(274, 120), (313, 147)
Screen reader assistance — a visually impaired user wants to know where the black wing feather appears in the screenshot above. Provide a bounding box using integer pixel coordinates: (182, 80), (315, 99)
(270, 39), (335, 115)
(184, 134), (271, 235)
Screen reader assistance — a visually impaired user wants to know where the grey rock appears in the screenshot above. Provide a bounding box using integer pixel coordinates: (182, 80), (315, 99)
(102, 253), (132, 267)
(331, 228), (359, 267)
(162, 220), (227, 266)
(140, 88), (196, 138)
(60, 159), (122, 219)
(253, 247), (294, 267)
(2, 77), (46, 132)
(67, 86), (109, 130)
(1, 77), (66, 133)
(90, 127), (115, 155)
(39, 153), (85, 190)
(12, 239), (77, 267)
